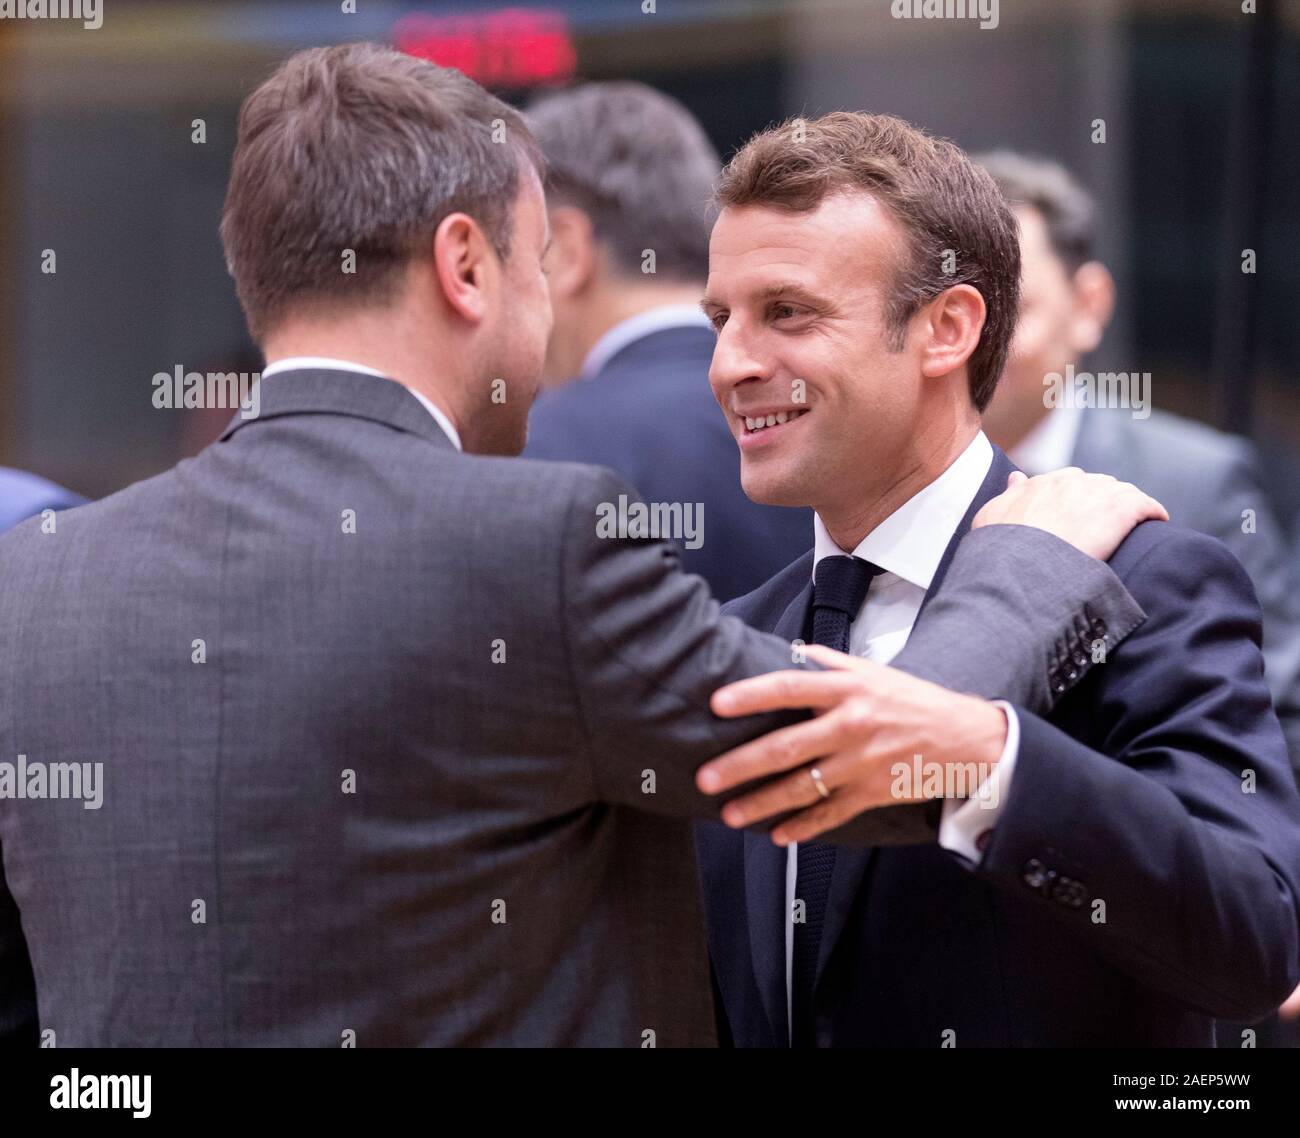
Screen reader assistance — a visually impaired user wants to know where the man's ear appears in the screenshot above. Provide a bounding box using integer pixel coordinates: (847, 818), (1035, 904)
(544, 205), (597, 300)
(1069, 261), (1115, 355)
(919, 283), (986, 379)
(432, 211), (496, 323)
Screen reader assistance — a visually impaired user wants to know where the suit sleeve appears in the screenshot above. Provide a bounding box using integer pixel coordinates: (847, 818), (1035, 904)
(1197, 444), (1300, 784)
(558, 469), (1150, 836)
(558, 466), (815, 818)
(824, 524), (1147, 847)
(972, 528), (1300, 1021)
(891, 524), (1147, 712)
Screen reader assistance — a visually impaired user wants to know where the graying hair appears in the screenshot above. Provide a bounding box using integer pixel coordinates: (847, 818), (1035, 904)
(526, 82), (720, 282)
(221, 42), (544, 340)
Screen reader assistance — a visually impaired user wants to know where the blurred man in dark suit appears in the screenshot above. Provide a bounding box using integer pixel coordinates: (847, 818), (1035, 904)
(523, 83), (811, 601)
(0, 467), (83, 534)
(978, 151), (1300, 784)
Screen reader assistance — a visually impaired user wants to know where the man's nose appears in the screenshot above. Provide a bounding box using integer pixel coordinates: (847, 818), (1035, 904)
(708, 323), (767, 396)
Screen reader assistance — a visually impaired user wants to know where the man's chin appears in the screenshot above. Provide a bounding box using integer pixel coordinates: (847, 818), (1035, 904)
(740, 466), (809, 509)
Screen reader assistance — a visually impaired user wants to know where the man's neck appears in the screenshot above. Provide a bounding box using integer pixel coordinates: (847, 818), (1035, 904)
(818, 422), (981, 553)
(262, 320), (465, 440)
(984, 400), (1051, 456)
(576, 281), (705, 364)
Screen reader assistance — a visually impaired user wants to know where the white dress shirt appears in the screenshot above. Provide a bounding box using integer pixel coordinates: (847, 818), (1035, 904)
(784, 430), (1020, 1035)
(260, 356), (463, 452)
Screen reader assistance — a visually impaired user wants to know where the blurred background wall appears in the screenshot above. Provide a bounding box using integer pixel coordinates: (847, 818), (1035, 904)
(1, 0), (1298, 515)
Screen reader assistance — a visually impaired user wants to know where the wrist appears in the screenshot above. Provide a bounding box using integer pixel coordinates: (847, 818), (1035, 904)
(963, 696), (1008, 768)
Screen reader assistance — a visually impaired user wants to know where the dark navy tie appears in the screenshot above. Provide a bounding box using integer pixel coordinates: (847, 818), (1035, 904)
(791, 554), (883, 1047)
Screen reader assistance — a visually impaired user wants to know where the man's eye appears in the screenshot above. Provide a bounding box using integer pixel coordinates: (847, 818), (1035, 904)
(709, 313), (728, 331)
(772, 303), (800, 321)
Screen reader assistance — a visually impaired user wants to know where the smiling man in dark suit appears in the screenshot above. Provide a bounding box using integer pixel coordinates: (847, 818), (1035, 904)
(692, 112), (1300, 1047)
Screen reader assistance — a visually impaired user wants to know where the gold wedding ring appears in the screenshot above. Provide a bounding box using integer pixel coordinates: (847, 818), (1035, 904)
(809, 766), (831, 800)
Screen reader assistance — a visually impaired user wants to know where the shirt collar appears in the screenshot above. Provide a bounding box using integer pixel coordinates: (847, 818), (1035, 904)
(579, 304), (712, 380)
(260, 356), (462, 452)
(812, 431), (994, 591)
(1007, 404), (1082, 476)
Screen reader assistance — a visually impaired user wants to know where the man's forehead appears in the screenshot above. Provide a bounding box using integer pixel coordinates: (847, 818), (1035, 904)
(707, 194), (901, 290)
(1013, 203), (1048, 246)
(1013, 205), (1067, 278)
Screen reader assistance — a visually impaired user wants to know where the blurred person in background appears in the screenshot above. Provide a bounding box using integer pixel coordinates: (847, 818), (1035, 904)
(979, 151), (1300, 783)
(0, 466), (84, 534)
(523, 82), (811, 602)
(978, 151), (1300, 1045)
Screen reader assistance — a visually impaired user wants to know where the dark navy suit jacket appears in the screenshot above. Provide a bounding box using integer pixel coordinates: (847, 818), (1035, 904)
(696, 448), (1300, 1047)
(0, 466), (84, 535)
(524, 324), (812, 602)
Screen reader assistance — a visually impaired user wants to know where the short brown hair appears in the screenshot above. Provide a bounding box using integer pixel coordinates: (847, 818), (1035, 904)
(716, 112), (1019, 411)
(527, 82), (720, 282)
(220, 42), (543, 341)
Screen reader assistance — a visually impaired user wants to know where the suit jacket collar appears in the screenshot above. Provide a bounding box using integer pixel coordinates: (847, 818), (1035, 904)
(812, 432), (995, 592)
(219, 368), (457, 452)
(582, 309), (714, 380)
(739, 446), (1019, 1040)
(917, 445), (1018, 620)
(592, 324), (716, 381)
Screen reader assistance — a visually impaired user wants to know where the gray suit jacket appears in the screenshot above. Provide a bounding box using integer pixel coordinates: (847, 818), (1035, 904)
(0, 369), (1141, 1047)
(1072, 408), (1300, 779)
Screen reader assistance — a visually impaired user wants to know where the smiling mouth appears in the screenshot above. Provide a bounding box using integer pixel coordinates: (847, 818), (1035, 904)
(740, 409), (809, 435)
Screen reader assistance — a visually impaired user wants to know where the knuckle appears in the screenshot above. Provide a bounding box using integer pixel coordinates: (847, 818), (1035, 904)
(775, 733), (800, 766)
(839, 698), (874, 736)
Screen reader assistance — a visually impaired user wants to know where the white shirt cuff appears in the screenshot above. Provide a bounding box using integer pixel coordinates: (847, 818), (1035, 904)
(937, 700), (1019, 864)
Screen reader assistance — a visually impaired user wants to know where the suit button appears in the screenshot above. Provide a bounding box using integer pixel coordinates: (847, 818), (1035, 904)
(1053, 878), (1088, 908)
(1070, 650), (1088, 668)
(1022, 858), (1049, 889)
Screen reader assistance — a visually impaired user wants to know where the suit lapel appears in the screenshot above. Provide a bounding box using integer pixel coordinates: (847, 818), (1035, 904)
(743, 575), (812, 1047)
(812, 447), (1019, 989)
(916, 447), (1018, 621)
